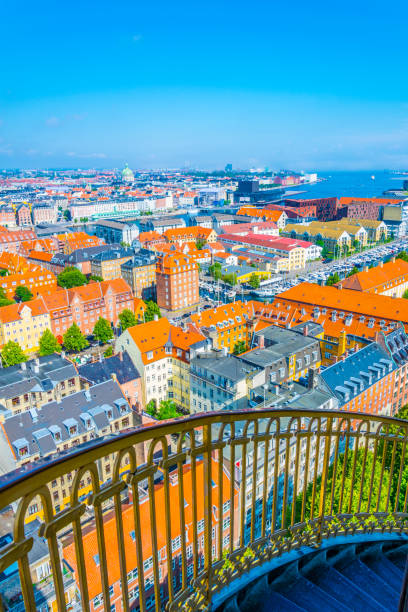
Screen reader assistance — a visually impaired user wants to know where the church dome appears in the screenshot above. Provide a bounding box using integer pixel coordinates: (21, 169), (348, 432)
(122, 163), (134, 182)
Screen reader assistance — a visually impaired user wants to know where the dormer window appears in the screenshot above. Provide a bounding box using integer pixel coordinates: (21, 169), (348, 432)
(69, 425), (77, 436)
(19, 446), (28, 457)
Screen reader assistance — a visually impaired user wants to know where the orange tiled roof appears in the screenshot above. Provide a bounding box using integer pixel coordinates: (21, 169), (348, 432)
(190, 301), (254, 333)
(0, 299), (49, 324)
(274, 283), (408, 325)
(339, 259), (408, 292)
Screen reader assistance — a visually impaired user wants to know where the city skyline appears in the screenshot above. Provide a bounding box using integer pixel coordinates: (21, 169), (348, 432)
(1, 0), (408, 169)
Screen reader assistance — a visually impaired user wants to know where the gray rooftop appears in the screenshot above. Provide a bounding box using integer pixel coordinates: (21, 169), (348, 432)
(78, 352), (140, 386)
(0, 379), (129, 465)
(191, 351), (260, 382)
(66, 244), (121, 264)
(0, 354), (77, 402)
(254, 324), (319, 357)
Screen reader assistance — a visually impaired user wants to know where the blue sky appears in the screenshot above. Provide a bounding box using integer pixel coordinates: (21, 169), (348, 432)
(1, 0), (408, 170)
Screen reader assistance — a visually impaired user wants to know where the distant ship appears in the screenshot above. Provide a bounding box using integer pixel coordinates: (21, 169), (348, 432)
(371, 175), (375, 180)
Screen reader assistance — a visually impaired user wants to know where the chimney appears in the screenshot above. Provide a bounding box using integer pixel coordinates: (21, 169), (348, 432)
(258, 334), (265, 348)
(119, 351), (123, 362)
(154, 314), (159, 321)
(337, 282), (343, 290)
(363, 266), (368, 272)
(391, 256), (396, 263)
(303, 325), (309, 336)
(379, 260), (383, 268)
(20, 362), (26, 371)
(308, 368), (316, 390)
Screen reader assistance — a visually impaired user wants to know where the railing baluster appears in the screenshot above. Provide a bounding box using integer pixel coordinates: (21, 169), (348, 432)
(376, 425), (389, 512)
(250, 422), (259, 543)
(394, 436), (407, 512)
(310, 419), (321, 520)
(271, 421), (280, 533)
(229, 424), (236, 555)
(261, 427), (271, 540)
(357, 426), (370, 513)
(317, 417), (333, 541)
(203, 422), (213, 606)
(329, 419), (341, 516)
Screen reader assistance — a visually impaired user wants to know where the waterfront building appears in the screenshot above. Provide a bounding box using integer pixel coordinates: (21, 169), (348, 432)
(156, 252), (199, 313)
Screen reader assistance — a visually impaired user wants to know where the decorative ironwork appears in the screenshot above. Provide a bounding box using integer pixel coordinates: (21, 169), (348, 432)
(0, 408), (407, 611)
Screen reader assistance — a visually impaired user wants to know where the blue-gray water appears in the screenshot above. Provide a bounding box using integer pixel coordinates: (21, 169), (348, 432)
(287, 171), (406, 200)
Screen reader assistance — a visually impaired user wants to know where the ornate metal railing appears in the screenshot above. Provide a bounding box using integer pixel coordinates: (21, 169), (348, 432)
(0, 408), (408, 611)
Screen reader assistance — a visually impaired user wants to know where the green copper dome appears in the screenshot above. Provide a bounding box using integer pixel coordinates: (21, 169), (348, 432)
(122, 163), (134, 180)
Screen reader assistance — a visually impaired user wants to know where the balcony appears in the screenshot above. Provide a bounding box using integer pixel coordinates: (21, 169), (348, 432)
(0, 409), (407, 611)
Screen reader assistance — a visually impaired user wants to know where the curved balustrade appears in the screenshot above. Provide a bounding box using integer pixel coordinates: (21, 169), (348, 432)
(0, 409), (407, 611)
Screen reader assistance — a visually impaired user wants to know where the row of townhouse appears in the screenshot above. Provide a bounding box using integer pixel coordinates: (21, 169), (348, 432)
(0, 278), (135, 353)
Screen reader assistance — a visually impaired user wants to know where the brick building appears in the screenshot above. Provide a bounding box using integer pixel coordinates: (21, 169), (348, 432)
(156, 252), (199, 312)
(284, 197), (338, 221)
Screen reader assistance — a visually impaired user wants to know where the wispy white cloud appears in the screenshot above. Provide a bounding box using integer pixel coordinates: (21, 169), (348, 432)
(66, 152), (107, 159)
(45, 116), (60, 127)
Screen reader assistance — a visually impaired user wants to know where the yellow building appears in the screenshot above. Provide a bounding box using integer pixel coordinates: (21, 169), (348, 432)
(190, 301), (254, 353)
(284, 224), (352, 254)
(0, 299), (52, 354)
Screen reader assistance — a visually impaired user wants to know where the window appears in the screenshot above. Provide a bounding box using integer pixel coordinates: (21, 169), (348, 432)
(197, 519), (204, 533)
(172, 536), (181, 552)
(93, 594), (103, 608)
(143, 556), (153, 572)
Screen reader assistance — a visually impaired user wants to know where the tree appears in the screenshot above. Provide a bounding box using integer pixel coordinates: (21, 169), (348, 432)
(223, 273), (237, 286)
(157, 399), (182, 420)
(403, 290), (408, 299)
(326, 272), (340, 286)
(0, 269), (8, 277)
(63, 210), (71, 221)
(0, 287), (14, 307)
(209, 262), (222, 280)
(14, 286), (33, 302)
(346, 266), (359, 278)
(88, 274), (104, 283)
(93, 317), (113, 343)
(1, 341), (27, 367)
(104, 346), (113, 357)
(144, 301), (161, 323)
(195, 239), (206, 250)
(57, 267), (87, 289)
(146, 399), (157, 418)
(118, 308), (138, 330)
(39, 329), (62, 355)
(249, 273), (260, 289)
(292, 449), (390, 524)
(63, 323), (89, 352)
(233, 341), (246, 355)
(397, 251), (408, 263)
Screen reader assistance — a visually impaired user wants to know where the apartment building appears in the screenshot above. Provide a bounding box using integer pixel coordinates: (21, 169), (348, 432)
(190, 351), (262, 413)
(0, 299), (51, 353)
(120, 249), (157, 300)
(377, 325), (408, 412)
(90, 246), (134, 281)
(273, 283), (408, 332)
(189, 301), (254, 354)
(0, 380), (133, 518)
(283, 224), (352, 254)
(284, 197), (338, 221)
(246, 324), (322, 381)
(62, 460), (236, 612)
(220, 221), (279, 237)
(138, 231), (165, 249)
(236, 206), (288, 229)
(218, 234), (310, 270)
(63, 244), (121, 275)
(156, 252), (199, 313)
(41, 278), (134, 340)
(163, 226), (217, 244)
(318, 343), (396, 416)
(56, 232), (104, 254)
(78, 351), (142, 410)
(0, 353), (81, 419)
(0, 228), (36, 253)
(115, 318), (207, 410)
(0, 262), (57, 300)
(32, 204), (57, 225)
(16, 203), (31, 226)
(339, 257), (408, 297)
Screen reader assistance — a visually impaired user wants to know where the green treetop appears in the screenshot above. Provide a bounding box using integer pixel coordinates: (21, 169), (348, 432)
(119, 308), (138, 330)
(39, 329), (61, 356)
(1, 341), (27, 367)
(93, 317), (114, 344)
(249, 273), (260, 288)
(14, 286), (33, 302)
(63, 323), (89, 352)
(144, 300), (161, 323)
(57, 267), (88, 289)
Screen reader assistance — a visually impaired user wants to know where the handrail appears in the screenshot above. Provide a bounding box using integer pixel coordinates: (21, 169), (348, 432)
(0, 408), (407, 612)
